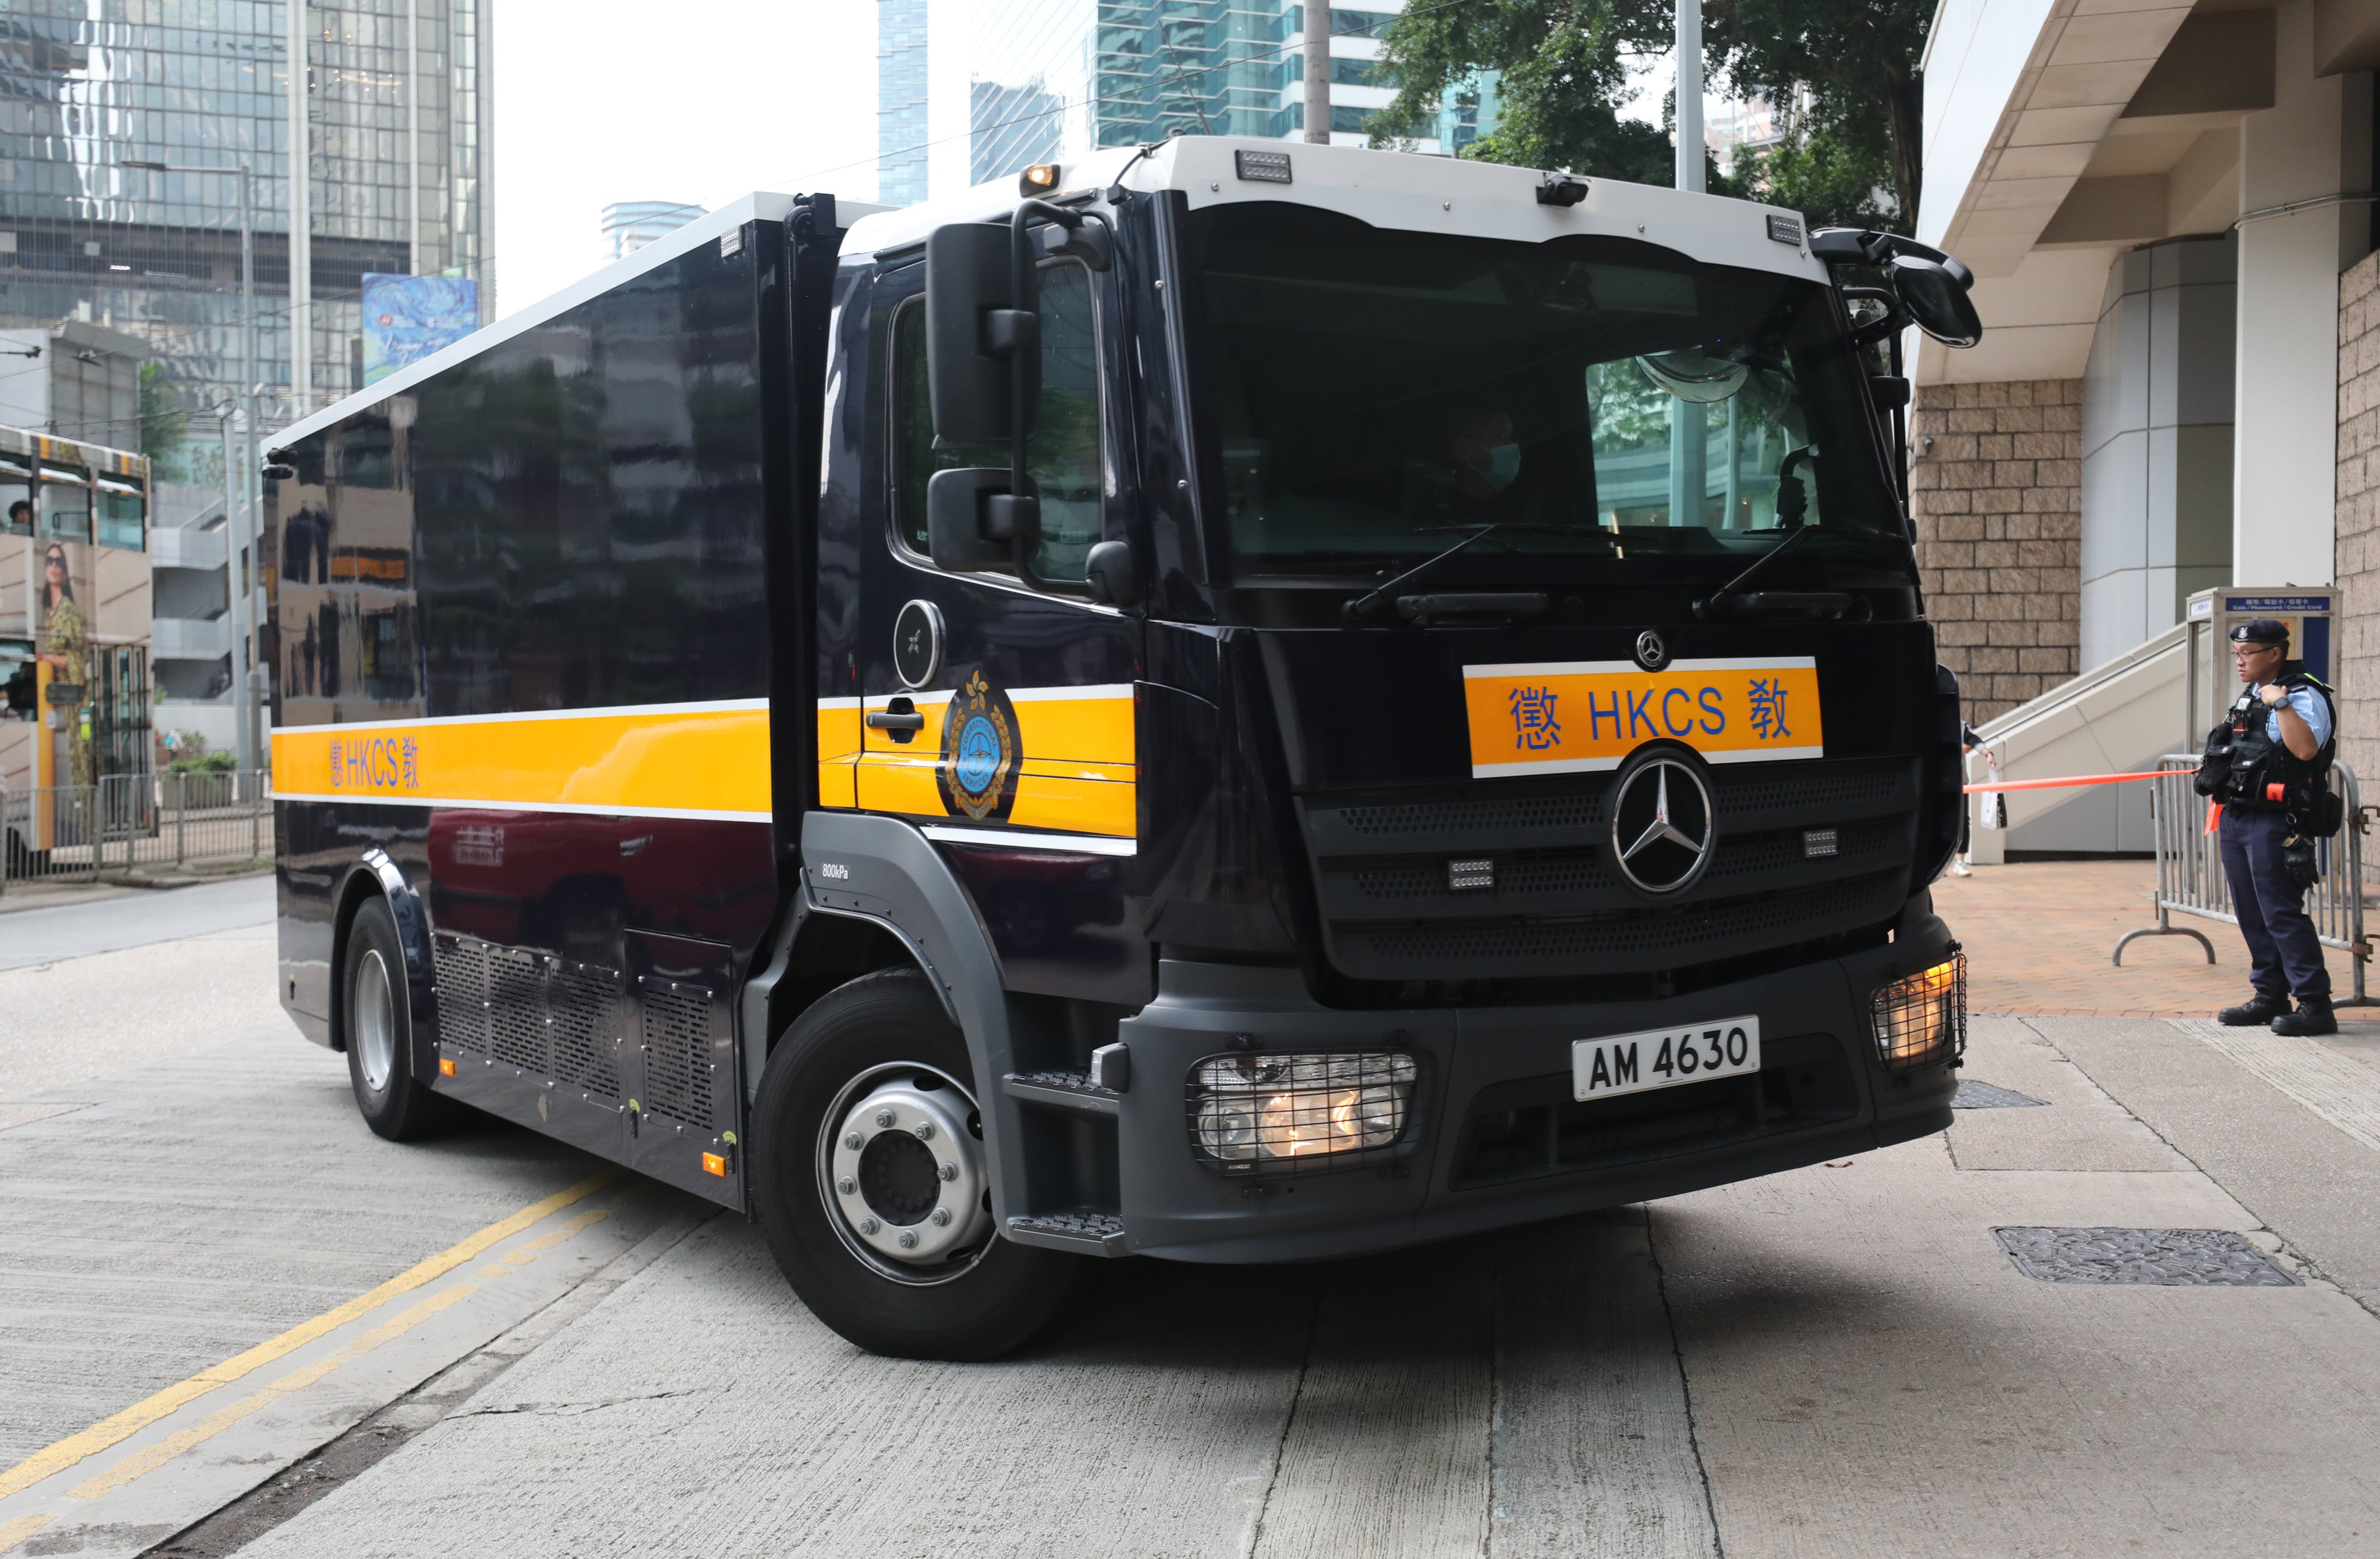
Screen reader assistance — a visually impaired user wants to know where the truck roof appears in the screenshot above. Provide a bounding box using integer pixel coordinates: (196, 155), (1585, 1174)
(274, 137), (1828, 455)
(845, 135), (1830, 287)
(273, 191), (882, 451)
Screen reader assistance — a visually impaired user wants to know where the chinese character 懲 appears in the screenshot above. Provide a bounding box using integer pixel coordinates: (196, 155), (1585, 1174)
(401, 736), (419, 789)
(1748, 679), (1791, 741)
(327, 739), (343, 786)
(1509, 685), (1562, 751)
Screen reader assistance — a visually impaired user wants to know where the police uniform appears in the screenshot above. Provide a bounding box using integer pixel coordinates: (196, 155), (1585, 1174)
(2203, 619), (2339, 1035)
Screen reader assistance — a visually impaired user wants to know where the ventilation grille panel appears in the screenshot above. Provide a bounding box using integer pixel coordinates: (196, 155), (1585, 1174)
(434, 936), (489, 1053)
(486, 948), (550, 1073)
(550, 964), (622, 1103)
(640, 982), (713, 1128)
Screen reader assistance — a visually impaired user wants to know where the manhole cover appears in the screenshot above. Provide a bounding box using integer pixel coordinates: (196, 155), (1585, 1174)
(1953, 1080), (2045, 1109)
(1994, 1227), (2298, 1286)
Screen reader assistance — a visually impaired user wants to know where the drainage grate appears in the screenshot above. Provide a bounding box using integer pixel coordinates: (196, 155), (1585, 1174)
(1953, 1080), (2046, 1109)
(1994, 1227), (2298, 1286)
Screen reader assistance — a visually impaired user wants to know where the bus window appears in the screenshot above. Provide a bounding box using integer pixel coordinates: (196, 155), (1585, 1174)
(95, 483), (144, 550)
(40, 473), (90, 542)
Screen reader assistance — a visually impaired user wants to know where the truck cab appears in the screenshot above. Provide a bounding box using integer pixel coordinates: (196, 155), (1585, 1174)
(796, 138), (1970, 1302)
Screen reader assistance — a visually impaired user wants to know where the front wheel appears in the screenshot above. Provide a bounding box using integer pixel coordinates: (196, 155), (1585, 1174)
(343, 896), (460, 1141)
(750, 968), (1087, 1360)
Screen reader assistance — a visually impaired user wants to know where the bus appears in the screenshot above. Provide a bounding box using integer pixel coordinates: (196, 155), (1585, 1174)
(1, 424), (152, 867)
(265, 137), (1982, 1359)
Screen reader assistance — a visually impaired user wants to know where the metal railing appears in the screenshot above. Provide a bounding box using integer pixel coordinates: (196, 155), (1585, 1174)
(2113, 755), (2375, 1006)
(0, 769), (271, 895)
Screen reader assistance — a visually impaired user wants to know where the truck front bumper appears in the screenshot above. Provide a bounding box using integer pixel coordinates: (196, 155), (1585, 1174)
(1100, 916), (1959, 1263)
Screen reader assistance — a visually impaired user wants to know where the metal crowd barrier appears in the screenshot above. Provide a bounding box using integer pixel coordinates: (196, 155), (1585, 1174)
(2113, 755), (2375, 1006)
(0, 769), (271, 896)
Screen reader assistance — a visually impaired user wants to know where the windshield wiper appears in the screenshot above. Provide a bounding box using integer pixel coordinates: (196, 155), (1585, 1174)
(1691, 526), (1856, 621)
(1343, 523), (1616, 623)
(1343, 524), (1507, 623)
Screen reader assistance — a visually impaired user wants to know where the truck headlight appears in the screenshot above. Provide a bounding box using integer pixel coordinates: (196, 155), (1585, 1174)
(1190, 1052), (1418, 1172)
(1871, 954), (1965, 1071)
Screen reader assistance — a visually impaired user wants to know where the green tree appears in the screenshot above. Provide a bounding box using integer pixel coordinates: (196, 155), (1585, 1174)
(1368, 0), (1927, 231)
(138, 362), (187, 476)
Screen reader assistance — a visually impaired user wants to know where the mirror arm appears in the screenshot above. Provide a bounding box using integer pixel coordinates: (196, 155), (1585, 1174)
(1005, 198), (1096, 599)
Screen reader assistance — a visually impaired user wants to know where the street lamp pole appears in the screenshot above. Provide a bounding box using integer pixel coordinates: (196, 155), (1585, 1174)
(120, 159), (259, 774)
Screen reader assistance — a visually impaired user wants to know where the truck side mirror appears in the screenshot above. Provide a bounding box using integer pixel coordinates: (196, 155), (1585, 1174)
(1083, 539), (1139, 607)
(927, 221), (1038, 446)
(1889, 257), (1982, 349)
(926, 467), (1023, 570)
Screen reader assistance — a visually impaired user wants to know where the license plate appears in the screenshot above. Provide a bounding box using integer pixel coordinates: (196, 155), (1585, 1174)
(1573, 1016), (1762, 1102)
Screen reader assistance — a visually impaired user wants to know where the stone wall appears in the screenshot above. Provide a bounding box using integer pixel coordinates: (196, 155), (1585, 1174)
(2338, 251), (2380, 788)
(1907, 379), (2085, 723)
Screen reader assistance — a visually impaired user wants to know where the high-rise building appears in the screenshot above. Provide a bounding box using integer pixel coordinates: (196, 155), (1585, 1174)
(878, 0), (932, 206)
(601, 201), (704, 261)
(878, 1), (1488, 206)
(0, 0), (495, 453)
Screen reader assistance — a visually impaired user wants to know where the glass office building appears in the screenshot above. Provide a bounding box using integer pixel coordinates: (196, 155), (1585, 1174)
(876, 0), (1490, 205)
(0, 0), (493, 448)
(878, 0), (930, 207)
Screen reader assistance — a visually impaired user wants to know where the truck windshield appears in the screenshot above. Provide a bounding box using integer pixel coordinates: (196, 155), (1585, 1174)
(1182, 202), (1903, 581)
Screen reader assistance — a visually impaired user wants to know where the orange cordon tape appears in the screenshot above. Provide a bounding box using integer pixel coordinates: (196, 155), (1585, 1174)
(1959, 768), (2174, 795)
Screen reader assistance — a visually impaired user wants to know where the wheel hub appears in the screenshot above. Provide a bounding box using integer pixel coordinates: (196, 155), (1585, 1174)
(355, 949), (397, 1092)
(823, 1071), (990, 1268)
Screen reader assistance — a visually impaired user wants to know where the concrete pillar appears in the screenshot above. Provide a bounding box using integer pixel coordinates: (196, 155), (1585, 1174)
(2231, 0), (2373, 586)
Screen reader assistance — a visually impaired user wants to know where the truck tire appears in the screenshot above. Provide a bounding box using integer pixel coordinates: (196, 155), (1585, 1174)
(342, 896), (457, 1141)
(750, 968), (1087, 1360)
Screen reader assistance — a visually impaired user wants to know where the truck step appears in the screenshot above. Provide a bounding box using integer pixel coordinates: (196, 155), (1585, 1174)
(1002, 1069), (1121, 1117)
(1005, 1208), (1129, 1256)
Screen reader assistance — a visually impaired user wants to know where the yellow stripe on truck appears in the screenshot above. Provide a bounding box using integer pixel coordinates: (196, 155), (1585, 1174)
(270, 700), (772, 820)
(854, 684), (1136, 838)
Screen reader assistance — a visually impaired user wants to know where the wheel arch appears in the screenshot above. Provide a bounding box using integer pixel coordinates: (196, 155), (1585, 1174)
(744, 812), (1025, 1222)
(328, 849), (434, 1072)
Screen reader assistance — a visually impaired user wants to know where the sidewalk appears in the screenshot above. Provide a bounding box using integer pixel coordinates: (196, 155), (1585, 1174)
(1933, 857), (2364, 1017)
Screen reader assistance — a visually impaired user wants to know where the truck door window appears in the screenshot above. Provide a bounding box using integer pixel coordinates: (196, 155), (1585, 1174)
(892, 260), (1105, 585)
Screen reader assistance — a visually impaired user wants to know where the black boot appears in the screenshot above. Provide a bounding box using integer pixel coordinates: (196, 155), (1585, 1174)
(2272, 999), (2338, 1037)
(2218, 993), (2292, 1026)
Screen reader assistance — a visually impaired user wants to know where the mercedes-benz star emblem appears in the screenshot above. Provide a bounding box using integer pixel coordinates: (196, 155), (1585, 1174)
(1609, 755), (1715, 895)
(1634, 629), (1667, 670)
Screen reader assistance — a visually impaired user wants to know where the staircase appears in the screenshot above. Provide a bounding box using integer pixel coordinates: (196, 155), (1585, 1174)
(1966, 622), (2191, 860)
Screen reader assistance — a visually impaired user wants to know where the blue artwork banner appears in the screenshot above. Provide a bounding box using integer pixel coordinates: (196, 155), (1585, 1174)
(361, 274), (480, 385)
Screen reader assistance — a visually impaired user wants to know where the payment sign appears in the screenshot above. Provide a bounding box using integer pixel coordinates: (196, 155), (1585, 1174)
(1463, 657), (1824, 778)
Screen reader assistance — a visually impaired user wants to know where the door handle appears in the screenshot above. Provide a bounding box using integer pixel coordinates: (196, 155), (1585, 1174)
(865, 711), (925, 731)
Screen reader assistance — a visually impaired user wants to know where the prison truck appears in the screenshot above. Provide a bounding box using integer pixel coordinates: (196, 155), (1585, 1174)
(264, 135), (1984, 1360)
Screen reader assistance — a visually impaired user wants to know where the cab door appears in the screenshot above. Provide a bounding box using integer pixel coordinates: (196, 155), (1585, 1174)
(853, 252), (1146, 1004)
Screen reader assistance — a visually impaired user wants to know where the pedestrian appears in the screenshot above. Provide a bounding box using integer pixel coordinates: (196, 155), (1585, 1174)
(2199, 619), (2340, 1035)
(1950, 721), (1993, 877)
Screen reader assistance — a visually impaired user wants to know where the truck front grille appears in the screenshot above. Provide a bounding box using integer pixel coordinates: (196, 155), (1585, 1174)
(1300, 758), (1919, 983)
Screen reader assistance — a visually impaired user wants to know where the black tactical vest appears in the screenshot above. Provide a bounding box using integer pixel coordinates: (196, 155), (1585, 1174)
(2198, 663), (2338, 817)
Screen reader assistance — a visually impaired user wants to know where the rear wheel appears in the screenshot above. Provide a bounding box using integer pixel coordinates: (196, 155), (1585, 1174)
(750, 968), (1087, 1360)
(342, 896), (457, 1141)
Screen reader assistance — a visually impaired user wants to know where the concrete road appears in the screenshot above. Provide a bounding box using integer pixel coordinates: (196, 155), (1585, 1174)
(0, 875), (275, 972)
(6, 909), (2380, 1556)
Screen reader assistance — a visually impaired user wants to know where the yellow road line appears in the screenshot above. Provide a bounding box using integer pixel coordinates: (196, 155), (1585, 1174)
(0, 1168), (619, 1501)
(66, 1285), (481, 1501)
(0, 1514), (52, 1554)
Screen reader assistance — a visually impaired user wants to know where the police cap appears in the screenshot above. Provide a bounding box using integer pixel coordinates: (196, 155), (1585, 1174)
(2230, 618), (2290, 648)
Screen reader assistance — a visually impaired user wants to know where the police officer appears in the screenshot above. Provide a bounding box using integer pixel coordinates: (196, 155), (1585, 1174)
(2208, 619), (2339, 1035)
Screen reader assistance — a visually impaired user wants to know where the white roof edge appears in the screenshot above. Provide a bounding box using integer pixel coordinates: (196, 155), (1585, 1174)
(842, 134), (1824, 281)
(272, 191), (882, 451)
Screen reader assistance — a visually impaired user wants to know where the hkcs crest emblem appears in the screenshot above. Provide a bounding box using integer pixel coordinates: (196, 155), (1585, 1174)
(936, 668), (1021, 822)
